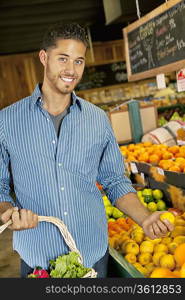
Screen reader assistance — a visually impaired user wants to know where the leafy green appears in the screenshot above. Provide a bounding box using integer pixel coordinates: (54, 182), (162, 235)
(49, 251), (91, 278)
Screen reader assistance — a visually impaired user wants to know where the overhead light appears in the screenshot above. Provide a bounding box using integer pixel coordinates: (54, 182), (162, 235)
(103, 0), (122, 25)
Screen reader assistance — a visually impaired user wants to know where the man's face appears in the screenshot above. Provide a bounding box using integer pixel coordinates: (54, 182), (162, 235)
(40, 39), (86, 94)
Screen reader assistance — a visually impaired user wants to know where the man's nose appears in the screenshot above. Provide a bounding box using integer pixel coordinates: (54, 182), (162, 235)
(64, 60), (75, 75)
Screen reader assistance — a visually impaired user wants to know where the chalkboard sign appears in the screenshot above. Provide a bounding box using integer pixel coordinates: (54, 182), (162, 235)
(76, 61), (127, 91)
(123, 0), (185, 81)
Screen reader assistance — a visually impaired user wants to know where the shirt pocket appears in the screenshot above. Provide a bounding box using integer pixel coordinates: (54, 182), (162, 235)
(65, 129), (104, 180)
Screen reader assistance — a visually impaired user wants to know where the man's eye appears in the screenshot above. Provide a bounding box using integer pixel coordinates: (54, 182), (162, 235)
(59, 57), (67, 62)
(75, 60), (83, 65)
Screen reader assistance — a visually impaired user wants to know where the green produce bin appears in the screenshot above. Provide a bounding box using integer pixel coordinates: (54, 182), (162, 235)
(108, 247), (145, 278)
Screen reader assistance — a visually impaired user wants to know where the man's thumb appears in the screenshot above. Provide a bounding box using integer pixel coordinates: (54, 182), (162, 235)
(1, 207), (16, 223)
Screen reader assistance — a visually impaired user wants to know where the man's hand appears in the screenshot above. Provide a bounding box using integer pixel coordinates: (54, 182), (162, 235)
(141, 211), (174, 239)
(0, 207), (38, 230)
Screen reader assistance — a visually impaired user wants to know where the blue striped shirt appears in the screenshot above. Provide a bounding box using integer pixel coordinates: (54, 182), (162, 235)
(0, 84), (136, 269)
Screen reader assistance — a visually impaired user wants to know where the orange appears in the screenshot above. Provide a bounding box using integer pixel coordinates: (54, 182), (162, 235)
(149, 154), (160, 164)
(174, 243), (185, 267)
(173, 269), (181, 277)
(127, 144), (135, 151)
(175, 152), (184, 158)
(143, 142), (152, 147)
(180, 262), (185, 278)
(127, 155), (137, 162)
(147, 148), (155, 155)
(162, 152), (174, 160)
(154, 151), (163, 160)
(138, 153), (149, 163)
(168, 165), (181, 172)
(150, 267), (178, 278)
(158, 159), (173, 170)
(168, 145), (180, 154)
(175, 157), (185, 163)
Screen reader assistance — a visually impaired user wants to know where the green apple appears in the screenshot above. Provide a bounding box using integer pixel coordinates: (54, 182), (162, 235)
(157, 200), (166, 211)
(144, 195), (154, 203)
(139, 196), (145, 203)
(152, 189), (163, 200)
(112, 207), (124, 219)
(105, 206), (114, 217)
(108, 218), (116, 222)
(142, 188), (153, 197)
(102, 196), (112, 207)
(137, 191), (143, 198)
(147, 202), (157, 212)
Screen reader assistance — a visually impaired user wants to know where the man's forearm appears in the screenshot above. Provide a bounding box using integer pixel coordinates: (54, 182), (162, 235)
(0, 202), (14, 219)
(115, 192), (151, 226)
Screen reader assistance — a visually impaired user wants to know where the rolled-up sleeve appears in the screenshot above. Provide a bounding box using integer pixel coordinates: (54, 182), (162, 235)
(97, 116), (136, 205)
(0, 118), (15, 206)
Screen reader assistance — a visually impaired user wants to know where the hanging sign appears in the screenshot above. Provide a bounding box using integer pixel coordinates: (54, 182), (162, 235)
(123, 0), (185, 81)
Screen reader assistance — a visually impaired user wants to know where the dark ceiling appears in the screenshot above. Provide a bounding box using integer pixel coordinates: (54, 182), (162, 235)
(0, 0), (165, 55)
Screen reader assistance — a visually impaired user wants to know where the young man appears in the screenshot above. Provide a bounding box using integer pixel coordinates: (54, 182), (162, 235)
(0, 23), (173, 278)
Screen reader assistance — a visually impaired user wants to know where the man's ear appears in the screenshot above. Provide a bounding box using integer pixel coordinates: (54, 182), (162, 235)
(39, 49), (47, 67)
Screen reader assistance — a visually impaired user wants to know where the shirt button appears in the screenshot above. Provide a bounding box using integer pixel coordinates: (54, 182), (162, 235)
(58, 163), (62, 167)
(52, 140), (56, 144)
(47, 118), (50, 121)
(64, 211), (68, 216)
(61, 187), (64, 191)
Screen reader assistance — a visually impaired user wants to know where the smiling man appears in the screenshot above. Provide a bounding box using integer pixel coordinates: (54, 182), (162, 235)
(0, 22), (173, 278)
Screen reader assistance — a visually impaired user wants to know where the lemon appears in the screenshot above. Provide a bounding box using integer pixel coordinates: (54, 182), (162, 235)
(145, 262), (155, 275)
(133, 263), (148, 276)
(160, 254), (176, 270)
(157, 200), (167, 211)
(140, 241), (154, 254)
(124, 253), (137, 264)
(160, 212), (175, 225)
(161, 236), (172, 245)
(147, 202), (157, 212)
(123, 242), (140, 255)
(168, 242), (178, 254)
(154, 243), (168, 253)
(152, 252), (166, 266)
(138, 253), (152, 265)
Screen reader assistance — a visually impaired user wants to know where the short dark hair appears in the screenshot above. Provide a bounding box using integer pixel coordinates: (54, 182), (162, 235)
(41, 22), (89, 50)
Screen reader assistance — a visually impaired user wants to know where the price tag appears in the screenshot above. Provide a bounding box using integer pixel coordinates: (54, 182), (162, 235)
(157, 167), (165, 176)
(130, 162), (138, 174)
(176, 69), (185, 92)
(140, 172), (145, 180)
(156, 74), (166, 89)
(125, 162), (129, 170)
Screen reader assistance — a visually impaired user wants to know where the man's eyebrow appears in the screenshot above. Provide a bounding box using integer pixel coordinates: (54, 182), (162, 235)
(58, 53), (69, 57)
(58, 54), (85, 60)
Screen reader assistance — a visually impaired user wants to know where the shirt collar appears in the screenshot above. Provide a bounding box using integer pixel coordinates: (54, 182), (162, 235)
(30, 84), (82, 111)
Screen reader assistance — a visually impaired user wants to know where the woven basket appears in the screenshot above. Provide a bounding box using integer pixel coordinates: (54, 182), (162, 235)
(0, 216), (97, 278)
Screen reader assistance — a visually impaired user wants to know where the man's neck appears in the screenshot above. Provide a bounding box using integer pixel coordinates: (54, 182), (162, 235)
(41, 84), (71, 116)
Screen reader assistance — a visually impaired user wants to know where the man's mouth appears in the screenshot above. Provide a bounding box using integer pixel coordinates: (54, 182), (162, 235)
(60, 77), (75, 83)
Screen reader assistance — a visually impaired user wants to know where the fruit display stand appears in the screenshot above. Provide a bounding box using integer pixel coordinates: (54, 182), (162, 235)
(108, 247), (145, 278)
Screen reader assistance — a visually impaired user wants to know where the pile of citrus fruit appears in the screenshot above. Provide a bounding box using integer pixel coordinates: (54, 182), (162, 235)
(102, 195), (125, 221)
(108, 210), (185, 278)
(137, 188), (167, 212)
(120, 142), (185, 172)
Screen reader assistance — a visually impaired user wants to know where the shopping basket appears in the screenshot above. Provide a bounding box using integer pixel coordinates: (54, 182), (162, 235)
(0, 215), (97, 278)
